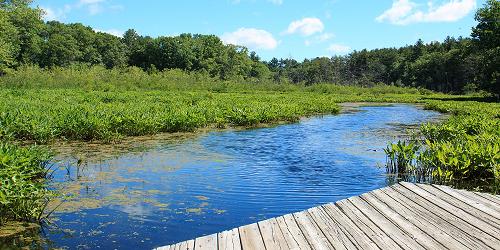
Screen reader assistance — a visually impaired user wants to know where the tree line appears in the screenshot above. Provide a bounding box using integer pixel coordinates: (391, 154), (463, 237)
(0, 0), (498, 95)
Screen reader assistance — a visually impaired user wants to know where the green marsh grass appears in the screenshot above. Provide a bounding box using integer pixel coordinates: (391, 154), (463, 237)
(0, 66), (498, 227)
(386, 100), (500, 192)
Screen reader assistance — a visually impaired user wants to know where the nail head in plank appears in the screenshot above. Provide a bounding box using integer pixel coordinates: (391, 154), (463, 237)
(195, 233), (218, 250)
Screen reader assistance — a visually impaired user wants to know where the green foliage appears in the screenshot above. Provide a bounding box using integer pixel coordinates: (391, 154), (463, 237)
(472, 0), (500, 50)
(386, 101), (500, 192)
(0, 88), (345, 143)
(0, 142), (53, 225)
(384, 140), (420, 173)
(0, 9), (19, 74)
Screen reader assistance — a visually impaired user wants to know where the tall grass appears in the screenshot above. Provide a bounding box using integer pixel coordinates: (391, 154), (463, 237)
(1, 64), (424, 94)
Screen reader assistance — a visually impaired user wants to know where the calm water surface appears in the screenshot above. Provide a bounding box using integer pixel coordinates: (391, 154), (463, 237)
(43, 104), (441, 249)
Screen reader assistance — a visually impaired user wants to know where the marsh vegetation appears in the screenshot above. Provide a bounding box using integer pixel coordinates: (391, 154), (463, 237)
(0, 0), (498, 248)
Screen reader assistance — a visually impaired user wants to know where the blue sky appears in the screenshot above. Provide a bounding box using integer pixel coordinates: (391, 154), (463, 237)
(35, 0), (485, 61)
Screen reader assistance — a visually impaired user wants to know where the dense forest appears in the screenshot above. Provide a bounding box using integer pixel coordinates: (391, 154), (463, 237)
(0, 0), (498, 95)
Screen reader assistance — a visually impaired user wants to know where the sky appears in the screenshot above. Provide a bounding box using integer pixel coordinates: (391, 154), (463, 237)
(35, 0), (486, 61)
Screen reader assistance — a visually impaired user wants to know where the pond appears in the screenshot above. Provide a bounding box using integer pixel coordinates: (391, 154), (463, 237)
(41, 104), (441, 249)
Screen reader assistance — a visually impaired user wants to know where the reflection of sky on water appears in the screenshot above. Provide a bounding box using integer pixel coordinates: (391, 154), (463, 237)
(44, 104), (442, 249)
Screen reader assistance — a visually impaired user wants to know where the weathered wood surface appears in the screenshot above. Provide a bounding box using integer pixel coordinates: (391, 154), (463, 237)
(155, 182), (500, 250)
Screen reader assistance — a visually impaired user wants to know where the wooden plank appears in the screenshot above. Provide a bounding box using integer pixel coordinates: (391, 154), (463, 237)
(239, 223), (266, 250)
(258, 218), (289, 250)
(318, 205), (379, 250)
(155, 245), (171, 250)
(306, 207), (359, 250)
(370, 188), (470, 249)
(293, 211), (333, 250)
(348, 196), (425, 250)
(219, 228), (241, 250)
(418, 184), (500, 227)
(399, 182), (500, 240)
(276, 214), (311, 249)
(332, 200), (402, 249)
(195, 233), (218, 250)
(177, 240), (195, 250)
(360, 192), (446, 249)
(185, 240), (195, 250)
(173, 242), (182, 250)
(433, 184), (500, 215)
(460, 190), (500, 213)
(475, 192), (500, 206)
(383, 186), (495, 250)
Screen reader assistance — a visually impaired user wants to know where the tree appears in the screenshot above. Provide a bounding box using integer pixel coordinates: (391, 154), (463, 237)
(1, 0), (44, 64)
(472, 0), (500, 50)
(95, 32), (127, 68)
(0, 8), (19, 74)
(471, 0), (500, 96)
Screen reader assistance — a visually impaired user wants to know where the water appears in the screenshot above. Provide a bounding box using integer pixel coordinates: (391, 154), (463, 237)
(41, 104), (441, 249)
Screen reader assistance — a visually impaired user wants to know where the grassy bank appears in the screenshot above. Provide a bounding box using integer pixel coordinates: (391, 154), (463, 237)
(386, 100), (500, 192)
(0, 67), (498, 227)
(0, 143), (53, 225)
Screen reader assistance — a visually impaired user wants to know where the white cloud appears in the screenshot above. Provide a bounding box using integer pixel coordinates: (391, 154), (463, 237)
(284, 17), (324, 36)
(41, 5), (72, 21)
(95, 29), (124, 37)
(41, 7), (58, 21)
(376, 0), (477, 25)
(327, 44), (351, 54)
(221, 28), (278, 50)
(305, 32), (334, 46)
(42, 0), (121, 18)
(376, 0), (416, 24)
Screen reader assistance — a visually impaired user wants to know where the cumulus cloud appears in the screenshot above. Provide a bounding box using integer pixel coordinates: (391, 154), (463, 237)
(327, 44), (351, 54)
(376, 0), (477, 25)
(221, 28), (278, 50)
(284, 17), (324, 36)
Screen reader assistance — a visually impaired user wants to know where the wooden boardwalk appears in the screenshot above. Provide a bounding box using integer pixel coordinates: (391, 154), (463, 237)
(156, 182), (500, 250)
